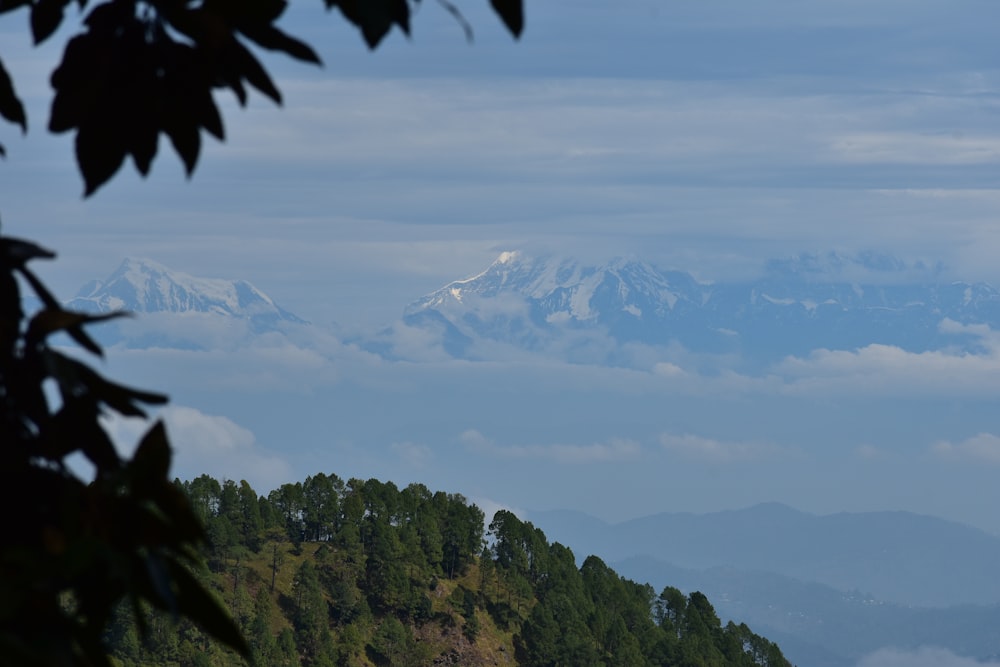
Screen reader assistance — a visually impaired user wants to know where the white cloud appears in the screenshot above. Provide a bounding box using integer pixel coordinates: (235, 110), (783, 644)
(857, 647), (1000, 667)
(772, 333), (1000, 397)
(931, 433), (1000, 465)
(102, 406), (294, 493)
(459, 429), (641, 464)
(653, 361), (688, 378)
(101, 338), (347, 394)
(659, 433), (787, 464)
(475, 498), (526, 528)
(390, 441), (433, 468)
(856, 444), (885, 461)
(831, 133), (1000, 165)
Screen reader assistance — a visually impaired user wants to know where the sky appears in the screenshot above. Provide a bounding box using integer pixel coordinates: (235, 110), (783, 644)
(6, 0), (1000, 551)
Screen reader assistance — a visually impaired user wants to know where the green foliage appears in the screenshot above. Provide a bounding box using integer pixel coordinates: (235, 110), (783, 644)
(0, 238), (248, 665)
(0, 0), (524, 192)
(101, 472), (795, 667)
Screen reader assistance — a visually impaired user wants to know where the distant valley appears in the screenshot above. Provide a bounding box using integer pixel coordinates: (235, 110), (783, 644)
(529, 503), (1000, 667)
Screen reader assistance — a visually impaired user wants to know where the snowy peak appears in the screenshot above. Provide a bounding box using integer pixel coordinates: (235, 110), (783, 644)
(388, 251), (1000, 365)
(67, 258), (306, 328)
(408, 252), (688, 323)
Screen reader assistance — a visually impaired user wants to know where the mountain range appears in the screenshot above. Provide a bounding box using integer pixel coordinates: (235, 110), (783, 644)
(389, 250), (1000, 365)
(67, 251), (1000, 365)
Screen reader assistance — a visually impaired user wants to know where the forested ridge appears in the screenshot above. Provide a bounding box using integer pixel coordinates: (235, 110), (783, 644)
(104, 473), (793, 667)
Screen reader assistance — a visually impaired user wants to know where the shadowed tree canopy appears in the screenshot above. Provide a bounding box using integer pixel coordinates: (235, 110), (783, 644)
(0, 0), (524, 194)
(0, 2), (521, 664)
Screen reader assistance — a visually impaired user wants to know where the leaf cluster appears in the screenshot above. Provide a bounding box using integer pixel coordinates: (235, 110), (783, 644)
(0, 236), (249, 666)
(0, 0), (523, 194)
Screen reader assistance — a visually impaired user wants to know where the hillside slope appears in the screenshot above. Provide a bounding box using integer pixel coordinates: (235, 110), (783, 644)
(105, 474), (793, 667)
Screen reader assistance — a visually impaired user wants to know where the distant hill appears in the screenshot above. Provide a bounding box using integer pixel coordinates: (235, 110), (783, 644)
(528, 505), (1000, 667)
(614, 555), (1000, 667)
(530, 503), (1000, 607)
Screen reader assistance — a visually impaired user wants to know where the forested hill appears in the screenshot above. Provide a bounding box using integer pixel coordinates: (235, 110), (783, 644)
(105, 474), (792, 667)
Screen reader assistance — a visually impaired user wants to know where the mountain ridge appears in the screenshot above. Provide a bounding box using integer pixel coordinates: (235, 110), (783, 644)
(64, 258), (307, 347)
(528, 502), (1000, 608)
(390, 250), (1000, 365)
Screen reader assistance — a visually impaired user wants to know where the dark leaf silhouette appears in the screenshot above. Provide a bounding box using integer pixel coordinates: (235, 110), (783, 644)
(329, 0), (411, 49)
(29, 0), (66, 44)
(0, 57), (26, 132)
(490, 0), (523, 37)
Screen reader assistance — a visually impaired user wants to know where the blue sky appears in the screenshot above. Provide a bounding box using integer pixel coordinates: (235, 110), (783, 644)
(6, 1), (1000, 541)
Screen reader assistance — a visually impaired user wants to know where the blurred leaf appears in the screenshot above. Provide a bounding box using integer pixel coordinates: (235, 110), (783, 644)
(240, 24), (322, 64)
(166, 558), (250, 657)
(197, 92), (225, 140)
(144, 553), (178, 617)
(0, 236), (56, 265)
(48, 36), (95, 133)
(0, 0), (32, 14)
(128, 85), (161, 176)
(78, 410), (122, 470)
(26, 308), (127, 347)
(132, 421), (172, 482)
(16, 263), (61, 309)
(231, 39), (282, 104)
(0, 57), (27, 133)
(4, 357), (49, 440)
(13, 265), (115, 355)
(162, 110), (201, 175)
(76, 114), (128, 196)
(49, 351), (168, 417)
(20, 270), (109, 355)
(166, 42), (226, 140)
(150, 483), (206, 545)
(30, 0), (65, 44)
(0, 267), (21, 355)
(490, 0), (523, 37)
(333, 0), (410, 49)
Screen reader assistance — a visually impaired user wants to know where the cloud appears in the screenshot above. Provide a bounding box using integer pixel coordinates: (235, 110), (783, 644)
(390, 441), (433, 468)
(831, 133), (1000, 165)
(475, 497), (526, 528)
(855, 444), (885, 460)
(857, 647), (1000, 667)
(102, 405), (294, 492)
(459, 429), (641, 464)
(931, 433), (1000, 465)
(659, 433), (787, 464)
(772, 328), (1000, 397)
(100, 334), (354, 395)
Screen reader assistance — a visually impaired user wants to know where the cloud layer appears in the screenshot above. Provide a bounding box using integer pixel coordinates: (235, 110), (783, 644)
(857, 647), (1000, 667)
(102, 406), (293, 493)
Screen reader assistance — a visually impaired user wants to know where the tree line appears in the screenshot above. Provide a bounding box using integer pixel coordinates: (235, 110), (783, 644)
(103, 472), (793, 667)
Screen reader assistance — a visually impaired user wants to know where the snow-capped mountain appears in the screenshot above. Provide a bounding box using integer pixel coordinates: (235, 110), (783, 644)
(392, 250), (1000, 364)
(66, 258), (306, 347)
